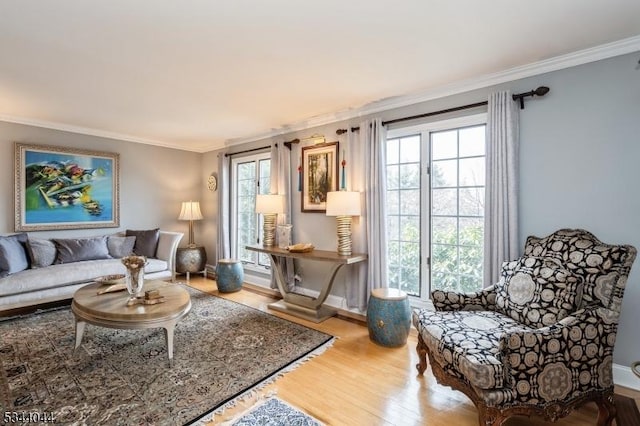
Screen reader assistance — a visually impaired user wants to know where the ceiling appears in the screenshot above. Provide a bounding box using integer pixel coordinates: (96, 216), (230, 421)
(1, 1), (639, 153)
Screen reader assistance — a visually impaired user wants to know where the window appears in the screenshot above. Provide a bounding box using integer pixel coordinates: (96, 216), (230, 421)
(431, 126), (485, 293)
(231, 152), (271, 271)
(386, 135), (422, 296)
(386, 115), (486, 301)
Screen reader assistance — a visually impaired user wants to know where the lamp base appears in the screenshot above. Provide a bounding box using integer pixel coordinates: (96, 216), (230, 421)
(336, 215), (353, 256)
(263, 213), (277, 246)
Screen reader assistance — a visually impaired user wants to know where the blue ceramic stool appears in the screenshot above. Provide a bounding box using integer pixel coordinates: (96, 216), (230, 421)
(367, 288), (411, 347)
(216, 259), (244, 293)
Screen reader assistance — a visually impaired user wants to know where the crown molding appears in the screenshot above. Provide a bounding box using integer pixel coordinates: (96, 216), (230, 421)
(225, 35), (640, 148)
(0, 113), (215, 152)
(2, 36), (639, 152)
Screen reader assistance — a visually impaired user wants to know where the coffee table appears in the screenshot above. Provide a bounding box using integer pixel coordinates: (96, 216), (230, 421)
(72, 280), (191, 364)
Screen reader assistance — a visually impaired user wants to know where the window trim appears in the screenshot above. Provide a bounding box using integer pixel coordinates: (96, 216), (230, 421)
(230, 151), (271, 274)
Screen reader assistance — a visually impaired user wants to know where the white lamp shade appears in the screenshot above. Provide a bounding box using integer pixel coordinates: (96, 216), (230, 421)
(255, 194), (285, 214)
(326, 191), (361, 216)
(178, 201), (203, 221)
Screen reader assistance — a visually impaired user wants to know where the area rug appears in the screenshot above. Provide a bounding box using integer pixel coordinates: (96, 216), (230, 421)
(0, 285), (334, 425)
(218, 397), (323, 426)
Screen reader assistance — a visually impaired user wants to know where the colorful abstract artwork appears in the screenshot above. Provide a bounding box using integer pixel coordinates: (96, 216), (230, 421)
(15, 143), (119, 231)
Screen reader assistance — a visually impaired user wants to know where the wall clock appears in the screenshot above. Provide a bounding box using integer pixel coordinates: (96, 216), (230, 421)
(207, 175), (217, 191)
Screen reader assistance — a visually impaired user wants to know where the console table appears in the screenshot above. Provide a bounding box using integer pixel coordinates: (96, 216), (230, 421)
(246, 245), (367, 323)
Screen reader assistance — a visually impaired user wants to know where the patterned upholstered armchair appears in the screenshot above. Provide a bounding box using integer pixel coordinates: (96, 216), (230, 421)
(413, 229), (637, 425)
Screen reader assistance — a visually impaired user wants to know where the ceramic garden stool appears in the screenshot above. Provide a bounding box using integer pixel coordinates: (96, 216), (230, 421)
(367, 288), (411, 347)
(215, 259), (244, 293)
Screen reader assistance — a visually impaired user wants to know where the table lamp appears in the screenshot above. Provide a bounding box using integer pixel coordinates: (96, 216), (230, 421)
(178, 201), (203, 248)
(255, 194), (285, 246)
(326, 191), (361, 256)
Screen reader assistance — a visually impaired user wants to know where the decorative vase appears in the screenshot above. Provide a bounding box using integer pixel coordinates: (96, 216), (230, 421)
(216, 259), (244, 293)
(122, 255), (147, 303)
(366, 288), (411, 347)
(277, 224), (293, 249)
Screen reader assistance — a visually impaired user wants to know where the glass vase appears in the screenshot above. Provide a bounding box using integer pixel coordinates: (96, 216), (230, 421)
(277, 224), (293, 249)
(122, 256), (146, 303)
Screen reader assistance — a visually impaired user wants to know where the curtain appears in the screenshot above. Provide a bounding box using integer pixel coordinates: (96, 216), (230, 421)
(484, 91), (520, 287)
(344, 118), (389, 311)
(216, 152), (231, 262)
(270, 142), (296, 291)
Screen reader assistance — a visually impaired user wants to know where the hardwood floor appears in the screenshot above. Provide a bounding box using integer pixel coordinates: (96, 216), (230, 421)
(184, 276), (639, 426)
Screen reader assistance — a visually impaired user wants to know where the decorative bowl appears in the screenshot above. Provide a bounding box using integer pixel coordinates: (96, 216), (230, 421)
(287, 243), (314, 253)
(95, 274), (126, 285)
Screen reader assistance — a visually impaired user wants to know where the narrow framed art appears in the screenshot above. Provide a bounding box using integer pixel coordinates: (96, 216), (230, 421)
(301, 141), (339, 212)
(14, 143), (120, 231)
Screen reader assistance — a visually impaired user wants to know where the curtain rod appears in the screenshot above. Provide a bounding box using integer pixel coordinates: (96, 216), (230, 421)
(224, 138), (300, 157)
(336, 86), (549, 135)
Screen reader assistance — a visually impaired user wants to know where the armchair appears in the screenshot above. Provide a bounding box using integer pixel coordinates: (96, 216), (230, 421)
(413, 229), (637, 425)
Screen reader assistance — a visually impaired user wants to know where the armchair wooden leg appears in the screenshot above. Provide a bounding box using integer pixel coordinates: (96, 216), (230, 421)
(595, 391), (616, 426)
(416, 333), (428, 375)
(478, 405), (506, 426)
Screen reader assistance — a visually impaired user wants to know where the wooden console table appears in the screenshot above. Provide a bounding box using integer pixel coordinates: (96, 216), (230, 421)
(246, 245), (367, 323)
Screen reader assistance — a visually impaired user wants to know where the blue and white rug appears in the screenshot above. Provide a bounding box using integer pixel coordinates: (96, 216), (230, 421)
(229, 397), (324, 426)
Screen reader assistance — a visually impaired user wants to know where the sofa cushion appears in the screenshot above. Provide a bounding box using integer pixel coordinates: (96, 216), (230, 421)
(53, 236), (111, 264)
(0, 259), (126, 297)
(0, 233), (30, 277)
(107, 236), (136, 258)
(27, 238), (57, 268)
(413, 308), (530, 390)
(495, 256), (583, 329)
(145, 258), (168, 274)
(126, 228), (160, 258)
(0, 258), (169, 298)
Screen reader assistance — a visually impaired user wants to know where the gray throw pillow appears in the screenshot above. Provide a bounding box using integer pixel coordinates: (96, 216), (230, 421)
(27, 238), (57, 268)
(53, 236), (111, 264)
(126, 228), (160, 258)
(0, 233), (30, 276)
(107, 235), (136, 258)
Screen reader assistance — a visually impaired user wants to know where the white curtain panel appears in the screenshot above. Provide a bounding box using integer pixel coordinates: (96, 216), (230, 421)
(270, 142), (296, 291)
(484, 91), (520, 287)
(344, 118), (389, 311)
(216, 152), (231, 262)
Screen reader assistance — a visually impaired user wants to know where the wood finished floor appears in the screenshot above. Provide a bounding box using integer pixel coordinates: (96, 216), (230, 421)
(184, 276), (639, 426)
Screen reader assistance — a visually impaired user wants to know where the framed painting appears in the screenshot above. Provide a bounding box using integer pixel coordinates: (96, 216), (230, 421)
(15, 143), (120, 231)
(301, 141), (339, 212)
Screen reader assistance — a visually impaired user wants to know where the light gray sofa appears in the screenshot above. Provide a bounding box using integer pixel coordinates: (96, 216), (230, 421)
(0, 230), (183, 312)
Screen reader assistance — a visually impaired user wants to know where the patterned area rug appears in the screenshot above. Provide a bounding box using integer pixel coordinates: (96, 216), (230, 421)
(223, 397), (323, 426)
(0, 285), (334, 425)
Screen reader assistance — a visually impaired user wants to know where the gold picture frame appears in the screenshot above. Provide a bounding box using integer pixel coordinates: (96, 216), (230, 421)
(301, 141), (339, 212)
(15, 143), (120, 231)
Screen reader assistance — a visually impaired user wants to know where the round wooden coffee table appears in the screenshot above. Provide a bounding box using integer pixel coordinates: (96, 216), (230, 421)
(72, 280), (191, 364)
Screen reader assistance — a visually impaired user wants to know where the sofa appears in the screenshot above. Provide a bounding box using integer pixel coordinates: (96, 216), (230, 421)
(0, 229), (183, 312)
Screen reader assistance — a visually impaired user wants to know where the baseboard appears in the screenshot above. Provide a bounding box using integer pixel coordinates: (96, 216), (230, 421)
(614, 363), (640, 391)
(241, 277), (366, 321)
(286, 285), (366, 321)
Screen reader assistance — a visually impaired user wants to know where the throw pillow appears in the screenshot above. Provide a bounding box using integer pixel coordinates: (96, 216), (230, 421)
(495, 256), (583, 329)
(0, 233), (30, 277)
(107, 235), (136, 258)
(126, 228), (160, 258)
(53, 236), (111, 264)
(26, 238), (57, 268)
